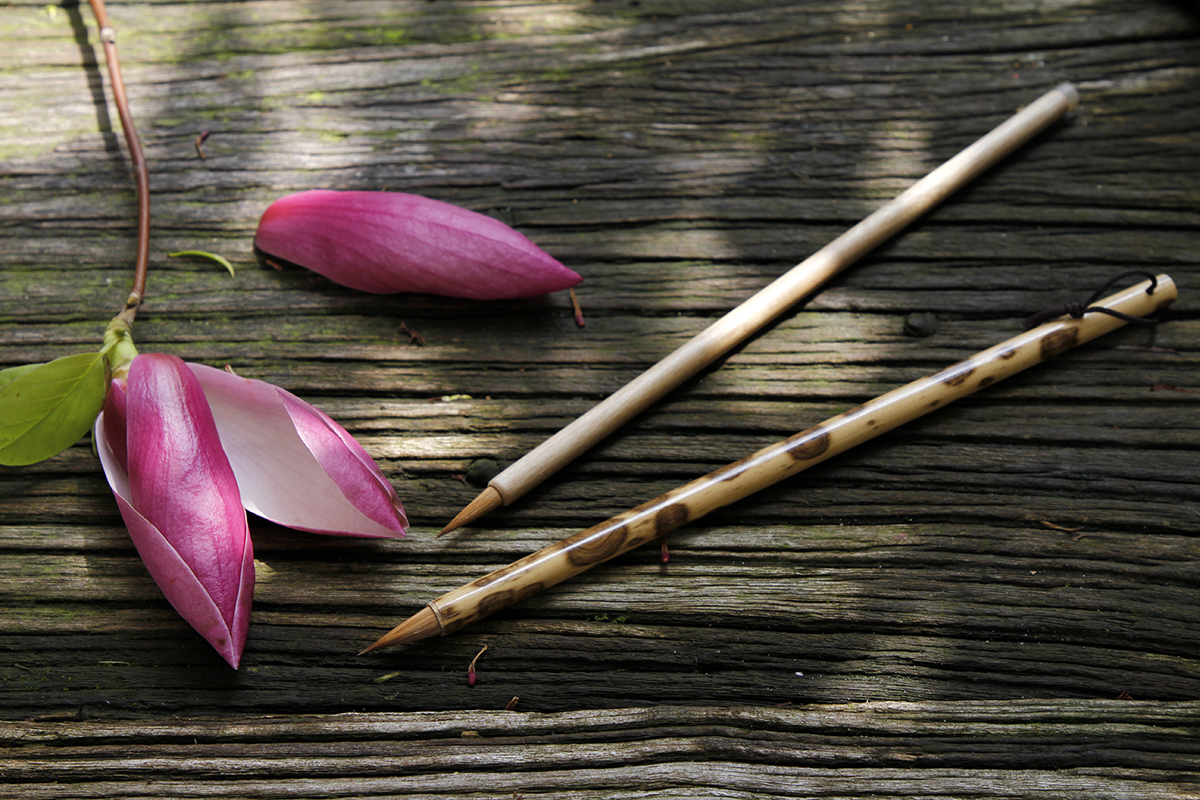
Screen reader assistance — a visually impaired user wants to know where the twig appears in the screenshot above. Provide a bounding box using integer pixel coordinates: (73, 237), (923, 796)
(195, 130), (210, 159)
(88, 0), (150, 323)
(569, 286), (585, 327)
(399, 322), (425, 346)
(1039, 520), (1084, 533)
(29, 705), (85, 722)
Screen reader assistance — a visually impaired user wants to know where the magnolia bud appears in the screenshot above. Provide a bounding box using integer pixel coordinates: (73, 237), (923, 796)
(255, 190), (582, 300)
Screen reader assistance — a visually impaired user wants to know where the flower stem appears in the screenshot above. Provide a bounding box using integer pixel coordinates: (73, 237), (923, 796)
(467, 643), (488, 686)
(88, 0), (150, 324)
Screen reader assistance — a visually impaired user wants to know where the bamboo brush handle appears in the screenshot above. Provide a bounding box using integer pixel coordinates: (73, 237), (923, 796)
(428, 273), (1174, 636)
(488, 83), (1081, 507)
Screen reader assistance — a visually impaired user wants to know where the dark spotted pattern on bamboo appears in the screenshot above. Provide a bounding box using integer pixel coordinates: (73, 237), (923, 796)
(840, 404), (876, 427)
(383, 274), (1177, 649)
(938, 362), (975, 387)
(1040, 327), (1079, 360)
(476, 581), (547, 617)
(654, 503), (689, 534)
(566, 523), (634, 566)
(788, 429), (830, 461)
(711, 457), (748, 483)
(466, 561), (524, 590)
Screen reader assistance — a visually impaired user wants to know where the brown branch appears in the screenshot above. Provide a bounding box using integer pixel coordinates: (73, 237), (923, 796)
(88, 0), (150, 324)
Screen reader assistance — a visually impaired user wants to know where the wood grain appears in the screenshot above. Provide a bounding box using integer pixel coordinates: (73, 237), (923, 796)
(0, 0), (1197, 797)
(2, 703), (1198, 798)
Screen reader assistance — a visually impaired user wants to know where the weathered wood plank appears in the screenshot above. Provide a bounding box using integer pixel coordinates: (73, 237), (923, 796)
(2, 704), (1198, 799)
(3, 510), (1198, 715)
(1, 0), (1198, 796)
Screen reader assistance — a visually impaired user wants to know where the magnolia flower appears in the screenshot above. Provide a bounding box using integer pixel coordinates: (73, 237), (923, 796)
(95, 354), (407, 667)
(254, 190), (582, 300)
(95, 354), (253, 668)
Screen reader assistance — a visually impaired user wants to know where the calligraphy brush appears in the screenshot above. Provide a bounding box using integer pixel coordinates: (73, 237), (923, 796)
(365, 272), (1174, 651)
(441, 83), (1081, 535)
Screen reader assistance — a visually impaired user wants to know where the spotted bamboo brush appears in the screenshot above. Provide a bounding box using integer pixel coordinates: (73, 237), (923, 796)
(364, 272), (1174, 652)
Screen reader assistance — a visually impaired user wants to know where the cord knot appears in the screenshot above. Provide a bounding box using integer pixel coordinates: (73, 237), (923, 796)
(1022, 270), (1160, 330)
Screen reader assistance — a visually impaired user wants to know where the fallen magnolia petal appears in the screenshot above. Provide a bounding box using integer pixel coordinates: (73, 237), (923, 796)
(95, 354), (253, 669)
(254, 189), (582, 300)
(189, 363), (408, 538)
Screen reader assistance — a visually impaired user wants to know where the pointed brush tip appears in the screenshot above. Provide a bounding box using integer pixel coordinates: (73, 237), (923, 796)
(440, 486), (504, 536)
(360, 606), (443, 654)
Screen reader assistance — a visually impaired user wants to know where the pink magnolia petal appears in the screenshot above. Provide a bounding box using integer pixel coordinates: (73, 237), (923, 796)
(189, 363), (408, 538)
(101, 378), (128, 472)
(95, 401), (253, 669)
(254, 190), (582, 300)
(126, 355), (249, 624)
(276, 388), (408, 535)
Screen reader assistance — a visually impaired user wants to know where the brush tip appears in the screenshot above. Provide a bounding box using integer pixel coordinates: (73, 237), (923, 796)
(439, 486), (504, 537)
(360, 605), (444, 654)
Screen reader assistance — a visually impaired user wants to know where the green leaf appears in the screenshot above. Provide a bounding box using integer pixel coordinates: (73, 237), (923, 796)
(0, 352), (109, 466)
(169, 250), (236, 277)
(0, 363), (41, 393)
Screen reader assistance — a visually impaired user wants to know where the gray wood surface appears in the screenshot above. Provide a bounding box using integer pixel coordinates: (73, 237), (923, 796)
(2, 0), (1198, 797)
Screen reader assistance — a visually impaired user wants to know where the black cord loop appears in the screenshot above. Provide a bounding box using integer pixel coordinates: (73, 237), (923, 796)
(1022, 270), (1160, 330)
